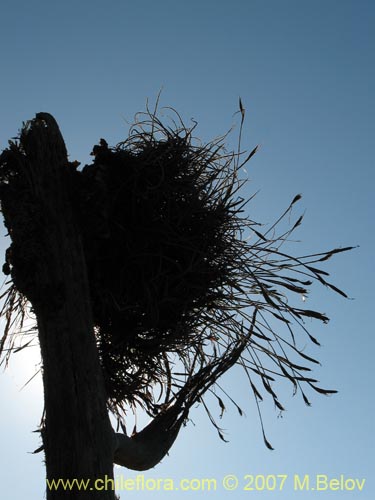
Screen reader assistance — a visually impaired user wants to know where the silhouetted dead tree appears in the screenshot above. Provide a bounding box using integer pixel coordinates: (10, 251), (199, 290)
(0, 104), (352, 499)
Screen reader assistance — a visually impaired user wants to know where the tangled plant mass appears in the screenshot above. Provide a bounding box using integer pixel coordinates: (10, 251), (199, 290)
(0, 102), (352, 447)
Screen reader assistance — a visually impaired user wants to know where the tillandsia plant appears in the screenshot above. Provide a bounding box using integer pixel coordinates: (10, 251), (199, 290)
(0, 100), (352, 477)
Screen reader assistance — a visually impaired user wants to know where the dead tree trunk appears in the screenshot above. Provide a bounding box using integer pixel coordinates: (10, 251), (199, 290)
(1, 114), (116, 499)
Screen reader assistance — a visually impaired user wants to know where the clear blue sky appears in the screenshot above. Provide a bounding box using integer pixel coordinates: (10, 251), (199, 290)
(0, 0), (374, 498)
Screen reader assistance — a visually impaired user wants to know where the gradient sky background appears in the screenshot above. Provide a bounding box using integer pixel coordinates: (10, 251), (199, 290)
(0, 0), (374, 499)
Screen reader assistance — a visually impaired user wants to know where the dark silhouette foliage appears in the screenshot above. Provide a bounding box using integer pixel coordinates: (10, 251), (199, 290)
(0, 102), (352, 447)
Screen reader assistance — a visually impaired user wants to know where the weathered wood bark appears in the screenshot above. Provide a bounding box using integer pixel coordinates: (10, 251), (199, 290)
(4, 114), (116, 499)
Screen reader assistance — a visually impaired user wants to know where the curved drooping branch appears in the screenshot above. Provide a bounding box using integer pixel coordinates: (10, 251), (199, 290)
(113, 409), (186, 471)
(113, 317), (255, 470)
